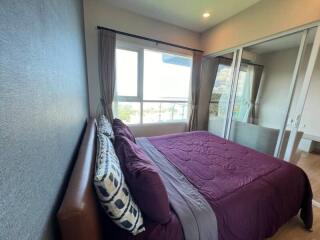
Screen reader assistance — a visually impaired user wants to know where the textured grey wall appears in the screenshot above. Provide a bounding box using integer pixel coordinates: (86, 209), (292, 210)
(0, 0), (89, 239)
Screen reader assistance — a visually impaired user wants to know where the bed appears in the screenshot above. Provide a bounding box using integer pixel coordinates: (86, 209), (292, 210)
(57, 118), (313, 240)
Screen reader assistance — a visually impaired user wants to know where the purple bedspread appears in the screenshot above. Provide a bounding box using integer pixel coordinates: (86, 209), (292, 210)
(147, 131), (313, 240)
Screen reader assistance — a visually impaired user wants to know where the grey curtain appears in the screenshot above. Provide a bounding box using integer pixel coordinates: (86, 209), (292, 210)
(188, 51), (203, 131)
(199, 57), (219, 130)
(99, 29), (116, 122)
(200, 57), (232, 130)
(249, 65), (264, 123)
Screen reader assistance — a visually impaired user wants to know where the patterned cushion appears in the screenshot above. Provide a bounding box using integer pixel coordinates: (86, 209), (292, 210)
(97, 115), (114, 140)
(94, 133), (145, 235)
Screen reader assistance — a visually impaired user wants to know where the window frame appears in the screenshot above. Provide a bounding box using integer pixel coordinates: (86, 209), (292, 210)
(115, 42), (192, 124)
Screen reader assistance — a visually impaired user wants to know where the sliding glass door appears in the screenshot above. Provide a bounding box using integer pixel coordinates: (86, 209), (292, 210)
(207, 26), (320, 159)
(285, 27), (320, 161)
(226, 31), (308, 157)
(284, 26), (320, 202)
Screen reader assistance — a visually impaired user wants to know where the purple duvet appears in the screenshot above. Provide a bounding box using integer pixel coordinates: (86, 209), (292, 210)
(147, 131), (313, 240)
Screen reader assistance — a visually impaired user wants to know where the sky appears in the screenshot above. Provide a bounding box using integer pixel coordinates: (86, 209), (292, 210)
(116, 48), (192, 101)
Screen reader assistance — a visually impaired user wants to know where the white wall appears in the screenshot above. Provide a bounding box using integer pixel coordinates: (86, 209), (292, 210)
(257, 46), (320, 138)
(83, 0), (201, 117)
(130, 122), (187, 137)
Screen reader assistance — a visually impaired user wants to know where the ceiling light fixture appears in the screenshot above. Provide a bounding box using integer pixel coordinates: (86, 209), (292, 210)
(203, 12), (210, 18)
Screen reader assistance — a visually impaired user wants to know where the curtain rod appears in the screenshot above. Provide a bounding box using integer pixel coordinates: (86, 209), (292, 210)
(97, 26), (203, 53)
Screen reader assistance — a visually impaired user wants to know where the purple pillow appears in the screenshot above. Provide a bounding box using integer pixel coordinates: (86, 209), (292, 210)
(112, 118), (136, 143)
(115, 136), (170, 224)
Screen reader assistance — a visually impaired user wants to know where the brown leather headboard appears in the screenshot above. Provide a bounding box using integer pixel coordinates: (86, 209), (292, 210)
(57, 118), (104, 240)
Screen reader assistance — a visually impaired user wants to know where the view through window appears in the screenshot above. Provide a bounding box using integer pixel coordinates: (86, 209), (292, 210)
(114, 46), (192, 124)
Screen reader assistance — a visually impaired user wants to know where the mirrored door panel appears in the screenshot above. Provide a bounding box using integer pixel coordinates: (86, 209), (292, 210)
(208, 52), (236, 137)
(227, 31), (306, 157)
(285, 27), (320, 202)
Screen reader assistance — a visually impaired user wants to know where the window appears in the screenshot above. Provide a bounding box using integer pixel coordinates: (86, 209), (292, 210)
(114, 45), (192, 124)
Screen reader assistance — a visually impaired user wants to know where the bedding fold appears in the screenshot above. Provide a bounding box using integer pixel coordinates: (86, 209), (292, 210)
(137, 138), (218, 240)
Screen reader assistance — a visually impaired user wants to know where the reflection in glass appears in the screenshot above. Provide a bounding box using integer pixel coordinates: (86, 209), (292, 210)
(229, 31), (305, 158)
(208, 56), (234, 137)
(232, 64), (263, 123)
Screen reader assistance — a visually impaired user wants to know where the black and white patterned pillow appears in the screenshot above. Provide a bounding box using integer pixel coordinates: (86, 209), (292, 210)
(97, 115), (114, 140)
(94, 133), (145, 235)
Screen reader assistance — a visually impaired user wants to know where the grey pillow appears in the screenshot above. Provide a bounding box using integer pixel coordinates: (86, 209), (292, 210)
(94, 133), (145, 235)
(97, 115), (114, 140)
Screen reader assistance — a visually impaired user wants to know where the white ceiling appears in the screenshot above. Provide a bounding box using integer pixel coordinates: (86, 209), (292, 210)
(103, 0), (262, 32)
